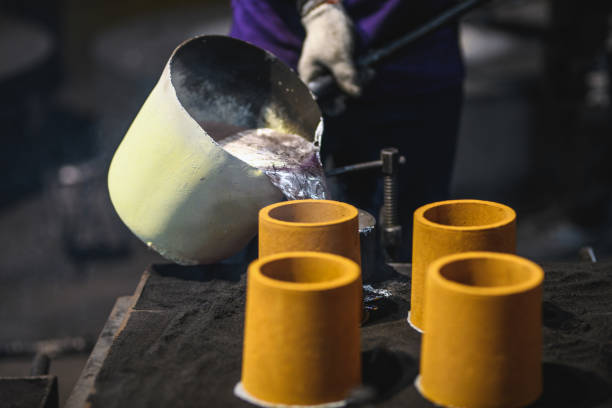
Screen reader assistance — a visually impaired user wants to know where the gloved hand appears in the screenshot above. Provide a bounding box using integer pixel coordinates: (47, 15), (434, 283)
(298, 1), (361, 98)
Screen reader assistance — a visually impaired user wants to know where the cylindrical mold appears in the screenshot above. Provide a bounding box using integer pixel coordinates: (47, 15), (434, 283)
(410, 199), (516, 331)
(259, 199), (361, 264)
(240, 251), (362, 406)
(419, 251), (543, 408)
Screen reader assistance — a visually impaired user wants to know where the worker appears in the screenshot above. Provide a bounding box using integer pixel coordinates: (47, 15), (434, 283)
(230, 0), (464, 260)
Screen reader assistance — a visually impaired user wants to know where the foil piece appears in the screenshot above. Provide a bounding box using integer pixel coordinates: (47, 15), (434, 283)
(359, 225), (375, 234)
(219, 128), (329, 200)
(263, 151), (328, 200)
(363, 284), (393, 311)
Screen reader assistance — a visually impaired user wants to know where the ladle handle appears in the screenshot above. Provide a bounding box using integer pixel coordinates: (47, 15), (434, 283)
(359, 0), (492, 67)
(308, 75), (337, 103)
(309, 0), (493, 112)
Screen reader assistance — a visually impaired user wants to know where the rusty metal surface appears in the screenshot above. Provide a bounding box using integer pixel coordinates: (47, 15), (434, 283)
(65, 296), (132, 408)
(69, 262), (612, 407)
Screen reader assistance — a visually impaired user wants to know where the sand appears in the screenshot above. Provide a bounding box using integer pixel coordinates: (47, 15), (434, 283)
(86, 262), (612, 407)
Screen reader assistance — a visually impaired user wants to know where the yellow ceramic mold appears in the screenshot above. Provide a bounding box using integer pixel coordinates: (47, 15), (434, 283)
(409, 199), (516, 331)
(419, 251), (543, 408)
(239, 251), (362, 406)
(258, 200), (361, 264)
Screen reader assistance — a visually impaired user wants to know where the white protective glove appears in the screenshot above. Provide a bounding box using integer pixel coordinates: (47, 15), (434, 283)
(298, 1), (362, 98)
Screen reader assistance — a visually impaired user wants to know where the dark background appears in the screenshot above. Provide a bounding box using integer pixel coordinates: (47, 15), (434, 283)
(0, 0), (611, 405)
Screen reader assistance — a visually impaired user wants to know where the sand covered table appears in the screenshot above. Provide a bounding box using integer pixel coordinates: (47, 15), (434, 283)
(68, 262), (612, 408)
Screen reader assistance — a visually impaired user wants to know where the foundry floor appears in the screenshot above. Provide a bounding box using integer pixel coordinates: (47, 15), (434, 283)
(2, 1), (612, 406)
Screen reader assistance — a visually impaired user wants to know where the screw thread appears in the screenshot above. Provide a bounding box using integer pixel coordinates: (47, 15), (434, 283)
(383, 175), (399, 227)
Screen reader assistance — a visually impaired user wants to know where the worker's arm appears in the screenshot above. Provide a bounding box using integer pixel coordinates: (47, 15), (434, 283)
(296, 0), (361, 97)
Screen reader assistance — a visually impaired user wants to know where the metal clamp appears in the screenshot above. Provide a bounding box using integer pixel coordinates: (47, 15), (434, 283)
(326, 147), (405, 261)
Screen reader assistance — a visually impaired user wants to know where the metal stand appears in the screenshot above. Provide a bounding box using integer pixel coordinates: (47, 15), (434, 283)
(326, 147), (405, 262)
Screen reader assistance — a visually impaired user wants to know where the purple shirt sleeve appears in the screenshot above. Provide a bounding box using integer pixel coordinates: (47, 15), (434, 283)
(229, 0), (464, 99)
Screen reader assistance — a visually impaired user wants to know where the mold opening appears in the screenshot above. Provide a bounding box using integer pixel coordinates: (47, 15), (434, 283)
(268, 201), (354, 224)
(423, 202), (512, 227)
(169, 36), (320, 144)
(438, 258), (535, 288)
(259, 257), (348, 284)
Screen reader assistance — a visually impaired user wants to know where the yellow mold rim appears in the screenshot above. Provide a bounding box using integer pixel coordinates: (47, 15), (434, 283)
(409, 199), (516, 331)
(258, 200), (361, 265)
(239, 251), (362, 406)
(419, 251), (543, 408)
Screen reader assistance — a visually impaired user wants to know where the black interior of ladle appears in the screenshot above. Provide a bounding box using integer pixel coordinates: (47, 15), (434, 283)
(169, 36), (321, 144)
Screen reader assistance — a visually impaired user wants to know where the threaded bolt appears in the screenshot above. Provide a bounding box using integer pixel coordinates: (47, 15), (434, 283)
(381, 148), (399, 228)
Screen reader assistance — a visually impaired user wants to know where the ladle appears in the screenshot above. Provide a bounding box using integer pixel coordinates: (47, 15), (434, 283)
(108, 36), (322, 265)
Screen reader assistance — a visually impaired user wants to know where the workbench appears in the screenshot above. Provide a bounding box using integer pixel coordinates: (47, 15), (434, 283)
(66, 262), (612, 408)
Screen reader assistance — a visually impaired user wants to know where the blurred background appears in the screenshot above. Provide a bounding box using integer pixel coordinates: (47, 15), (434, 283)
(0, 0), (611, 405)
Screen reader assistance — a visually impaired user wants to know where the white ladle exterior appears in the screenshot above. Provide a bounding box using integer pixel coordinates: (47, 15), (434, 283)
(108, 36), (322, 264)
